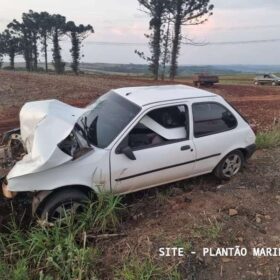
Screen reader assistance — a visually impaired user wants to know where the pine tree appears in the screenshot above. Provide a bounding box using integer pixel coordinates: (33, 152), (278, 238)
(51, 14), (66, 74)
(66, 21), (94, 74)
(136, 0), (168, 80)
(1, 30), (22, 70)
(168, 0), (214, 80)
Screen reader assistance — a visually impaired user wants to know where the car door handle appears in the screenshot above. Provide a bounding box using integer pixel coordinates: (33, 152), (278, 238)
(181, 145), (191, 151)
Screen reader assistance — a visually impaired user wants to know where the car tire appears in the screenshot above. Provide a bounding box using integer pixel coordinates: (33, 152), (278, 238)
(272, 82), (277, 86)
(37, 189), (89, 220)
(214, 150), (244, 180)
(254, 81), (259, 85)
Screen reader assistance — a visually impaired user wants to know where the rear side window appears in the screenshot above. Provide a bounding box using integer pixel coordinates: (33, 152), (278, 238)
(192, 102), (237, 138)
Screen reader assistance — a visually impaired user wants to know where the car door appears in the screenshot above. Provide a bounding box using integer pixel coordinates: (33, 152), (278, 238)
(110, 104), (196, 194)
(191, 101), (239, 175)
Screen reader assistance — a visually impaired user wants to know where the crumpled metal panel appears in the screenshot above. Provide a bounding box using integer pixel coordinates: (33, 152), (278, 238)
(7, 100), (89, 179)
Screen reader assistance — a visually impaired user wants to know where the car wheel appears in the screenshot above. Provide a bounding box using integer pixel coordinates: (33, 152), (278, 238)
(214, 150), (244, 180)
(254, 81), (259, 85)
(37, 189), (89, 220)
(272, 81), (277, 86)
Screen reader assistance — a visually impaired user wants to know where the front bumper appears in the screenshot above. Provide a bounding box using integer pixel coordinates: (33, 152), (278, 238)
(245, 144), (257, 160)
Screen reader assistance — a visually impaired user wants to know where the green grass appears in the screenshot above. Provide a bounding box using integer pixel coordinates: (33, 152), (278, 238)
(173, 238), (192, 254)
(0, 192), (124, 280)
(116, 258), (183, 280)
(218, 74), (255, 85)
(192, 219), (222, 241)
(256, 127), (280, 149)
(116, 259), (161, 280)
(91, 191), (124, 233)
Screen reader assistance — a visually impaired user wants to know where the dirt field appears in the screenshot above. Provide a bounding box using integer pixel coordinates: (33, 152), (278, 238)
(98, 147), (280, 279)
(0, 70), (280, 135)
(0, 70), (280, 279)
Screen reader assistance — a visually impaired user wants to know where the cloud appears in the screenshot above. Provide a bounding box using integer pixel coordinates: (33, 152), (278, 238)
(212, 0), (280, 10)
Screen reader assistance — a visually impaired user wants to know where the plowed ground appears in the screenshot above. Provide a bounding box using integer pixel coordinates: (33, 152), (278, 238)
(0, 71), (280, 134)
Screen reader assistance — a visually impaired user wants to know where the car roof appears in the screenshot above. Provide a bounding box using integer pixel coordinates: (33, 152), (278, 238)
(113, 85), (217, 107)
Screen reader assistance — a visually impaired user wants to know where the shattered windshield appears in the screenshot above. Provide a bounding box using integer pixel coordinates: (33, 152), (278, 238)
(79, 92), (141, 148)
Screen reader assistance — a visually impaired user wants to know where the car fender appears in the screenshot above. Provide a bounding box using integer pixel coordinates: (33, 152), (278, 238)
(6, 148), (111, 193)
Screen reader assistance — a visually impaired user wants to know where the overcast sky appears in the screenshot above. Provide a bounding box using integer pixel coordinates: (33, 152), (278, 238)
(1, 0), (280, 65)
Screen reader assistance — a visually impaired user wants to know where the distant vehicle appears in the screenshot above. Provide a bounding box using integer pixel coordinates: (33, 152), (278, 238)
(193, 74), (219, 87)
(1, 85), (256, 220)
(254, 74), (280, 86)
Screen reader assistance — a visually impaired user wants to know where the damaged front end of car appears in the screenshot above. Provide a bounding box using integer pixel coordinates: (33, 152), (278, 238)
(1, 99), (92, 199)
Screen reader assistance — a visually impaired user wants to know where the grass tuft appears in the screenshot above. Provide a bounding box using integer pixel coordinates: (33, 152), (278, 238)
(116, 258), (184, 280)
(192, 219), (222, 241)
(116, 258), (161, 280)
(256, 127), (280, 149)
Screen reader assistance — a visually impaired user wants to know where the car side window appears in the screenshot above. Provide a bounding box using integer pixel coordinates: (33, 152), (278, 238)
(118, 105), (189, 151)
(192, 102), (237, 138)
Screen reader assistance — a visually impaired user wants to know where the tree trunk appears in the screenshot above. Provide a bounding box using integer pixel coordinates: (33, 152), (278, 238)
(23, 33), (32, 71)
(52, 29), (64, 74)
(161, 19), (171, 80)
(33, 34), (38, 71)
(43, 34), (48, 72)
(10, 51), (15, 70)
(170, 16), (181, 80)
(152, 18), (162, 80)
(170, 0), (183, 81)
(70, 32), (80, 75)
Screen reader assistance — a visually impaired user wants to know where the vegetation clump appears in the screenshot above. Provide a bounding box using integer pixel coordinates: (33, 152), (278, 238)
(256, 127), (280, 149)
(0, 192), (123, 280)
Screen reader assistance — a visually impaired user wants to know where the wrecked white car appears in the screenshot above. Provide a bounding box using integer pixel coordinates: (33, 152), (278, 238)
(0, 85), (256, 219)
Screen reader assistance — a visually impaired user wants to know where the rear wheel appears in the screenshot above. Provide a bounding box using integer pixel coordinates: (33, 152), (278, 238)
(272, 81), (277, 86)
(37, 189), (89, 220)
(254, 81), (259, 85)
(214, 150), (244, 180)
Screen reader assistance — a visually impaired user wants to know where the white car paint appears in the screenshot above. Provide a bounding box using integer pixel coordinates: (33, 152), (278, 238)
(8, 100), (89, 179)
(5, 85), (256, 195)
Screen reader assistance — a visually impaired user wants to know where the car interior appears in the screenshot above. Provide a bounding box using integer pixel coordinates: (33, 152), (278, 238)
(127, 105), (188, 149)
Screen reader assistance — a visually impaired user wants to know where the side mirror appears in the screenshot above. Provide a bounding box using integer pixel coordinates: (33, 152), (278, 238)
(121, 146), (136, 160)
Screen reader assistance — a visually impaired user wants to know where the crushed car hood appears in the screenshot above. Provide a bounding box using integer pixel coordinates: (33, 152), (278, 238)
(8, 100), (89, 179)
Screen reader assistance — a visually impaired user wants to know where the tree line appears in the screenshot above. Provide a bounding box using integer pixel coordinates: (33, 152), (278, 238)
(0, 10), (94, 74)
(136, 0), (214, 80)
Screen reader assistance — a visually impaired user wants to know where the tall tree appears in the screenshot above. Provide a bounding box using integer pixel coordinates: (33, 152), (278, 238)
(66, 21), (94, 74)
(7, 19), (33, 71)
(51, 14), (66, 74)
(1, 30), (22, 70)
(137, 0), (168, 80)
(37, 12), (52, 72)
(22, 10), (40, 71)
(168, 0), (214, 80)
